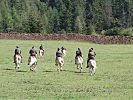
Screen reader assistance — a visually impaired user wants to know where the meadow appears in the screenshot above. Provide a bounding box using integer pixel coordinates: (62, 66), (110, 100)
(0, 40), (133, 100)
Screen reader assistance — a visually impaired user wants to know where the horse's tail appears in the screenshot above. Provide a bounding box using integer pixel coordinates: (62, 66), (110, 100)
(56, 57), (64, 66)
(29, 56), (37, 66)
(89, 60), (96, 68)
(76, 56), (83, 64)
(16, 55), (21, 64)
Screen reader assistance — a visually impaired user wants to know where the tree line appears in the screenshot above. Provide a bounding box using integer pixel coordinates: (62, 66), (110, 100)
(0, 0), (132, 36)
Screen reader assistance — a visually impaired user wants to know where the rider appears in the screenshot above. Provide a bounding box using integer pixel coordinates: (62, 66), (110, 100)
(61, 46), (66, 51)
(75, 48), (83, 64)
(56, 48), (63, 58)
(39, 44), (44, 50)
(28, 46), (37, 65)
(55, 48), (63, 66)
(61, 46), (66, 54)
(14, 46), (22, 63)
(86, 48), (96, 68)
(76, 48), (82, 57)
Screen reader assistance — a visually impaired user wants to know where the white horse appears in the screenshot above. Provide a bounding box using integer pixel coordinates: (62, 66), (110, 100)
(28, 56), (37, 71)
(61, 49), (66, 57)
(15, 55), (22, 70)
(75, 56), (83, 72)
(88, 59), (96, 76)
(39, 49), (44, 56)
(55, 57), (64, 72)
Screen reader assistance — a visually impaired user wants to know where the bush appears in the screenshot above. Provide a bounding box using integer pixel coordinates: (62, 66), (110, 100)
(120, 27), (133, 36)
(104, 27), (122, 36)
(57, 29), (66, 34)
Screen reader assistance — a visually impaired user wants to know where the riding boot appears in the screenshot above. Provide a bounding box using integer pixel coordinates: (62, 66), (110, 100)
(86, 59), (89, 68)
(28, 57), (31, 65)
(13, 55), (16, 63)
(21, 55), (22, 63)
(75, 56), (77, 64)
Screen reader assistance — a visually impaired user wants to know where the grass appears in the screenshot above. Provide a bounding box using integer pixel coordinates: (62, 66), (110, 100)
(0, 40), (133, 100)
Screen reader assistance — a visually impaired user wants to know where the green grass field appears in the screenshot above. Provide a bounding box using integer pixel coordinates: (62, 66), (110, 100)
(0, 40), (133, 100)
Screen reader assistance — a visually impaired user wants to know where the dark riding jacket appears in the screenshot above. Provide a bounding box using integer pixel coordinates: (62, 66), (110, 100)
(39, 46), (44, 50)
(88, 51), (96, 60)
(76, 50), (82, 57)
(29, 49), (37, 56)
(56, 51), (63, 58)
(15, 48), (21, 55)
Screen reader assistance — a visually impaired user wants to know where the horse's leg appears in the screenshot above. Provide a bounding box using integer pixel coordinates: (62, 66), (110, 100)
(92, 67), (96, 75)
(60, 66), (62, 71)
(57, 64), (59, 72)
(91, 68), (93, 76)
(59, 63), (62, 72)
(17, 64), (20, 70)
(89, 67), (92, 75)
(77, 64), (79, 69)
(15, 63), (17, 69)
(30, 65), (33, 71)
(80, 64), (82, 72)
(60, 61), (64, 71)
(33, 64), (36, 72)
(28, 57), (31, 65)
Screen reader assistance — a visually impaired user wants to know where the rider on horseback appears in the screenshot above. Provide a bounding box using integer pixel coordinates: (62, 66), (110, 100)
(56, 48), (63, 58)
(55, 48), (63, 66)
(61, 46), (66, 51)
(87, 48), (96, 68)
(76, 48), (82, 57)
(39, 44), (44, 50)
(29, 46), (37, 57)
(28, 46), (37, 65)
(14, 46), (22, 63)
(75, 48), (83, 64)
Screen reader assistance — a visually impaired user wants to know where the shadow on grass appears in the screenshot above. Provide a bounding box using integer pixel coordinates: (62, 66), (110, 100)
(16, 70), (28, 72)
(43, 70), (54, 73)
(3, 68), (14, 70)
(63, 69), (87, 73)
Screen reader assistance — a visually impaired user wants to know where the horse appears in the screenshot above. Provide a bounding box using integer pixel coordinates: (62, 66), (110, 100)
(15, 54), (22, 70)
(88, 59), (96, 76)
(39, 49), (44, 56)
(75, 56), (83, 72)
(61, 49), (66, 57)
(28, 56), (37, 71)
(55, 57), (64, 72)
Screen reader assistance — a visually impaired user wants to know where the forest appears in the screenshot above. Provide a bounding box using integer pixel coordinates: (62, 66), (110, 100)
(0, 0), (132, 36)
